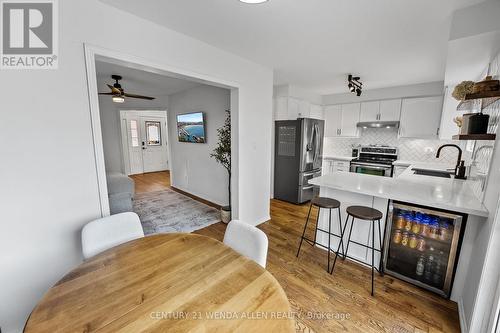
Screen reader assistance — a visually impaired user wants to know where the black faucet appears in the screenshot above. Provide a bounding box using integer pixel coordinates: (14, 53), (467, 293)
(436, 144), (467, 179)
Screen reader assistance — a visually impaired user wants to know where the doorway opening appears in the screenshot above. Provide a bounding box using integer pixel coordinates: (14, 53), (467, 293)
(120, 110), (170, 176)
(85, 45), (239, 233)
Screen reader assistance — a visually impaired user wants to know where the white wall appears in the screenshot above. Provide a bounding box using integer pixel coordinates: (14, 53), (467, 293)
(99, 95), (169, 173)
(0, 0), (273, 331)
(168, 85), (230, 206)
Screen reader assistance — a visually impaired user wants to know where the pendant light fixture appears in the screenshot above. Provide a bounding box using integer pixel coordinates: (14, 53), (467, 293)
(348, 74), (363, 96)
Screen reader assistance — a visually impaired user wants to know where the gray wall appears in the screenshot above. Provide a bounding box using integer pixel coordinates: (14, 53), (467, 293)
(98, 95), (169, 173)
(168, 85), (230, 206)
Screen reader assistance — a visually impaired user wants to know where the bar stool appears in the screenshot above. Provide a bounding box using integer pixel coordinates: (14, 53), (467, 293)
(296, 197), (345, 272)
(330, 205), (384, 296)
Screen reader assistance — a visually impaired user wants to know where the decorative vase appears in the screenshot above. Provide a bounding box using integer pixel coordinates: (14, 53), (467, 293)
(221, 206), (231, 224)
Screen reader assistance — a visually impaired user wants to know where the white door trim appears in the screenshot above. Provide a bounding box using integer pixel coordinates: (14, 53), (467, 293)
(119, 110), (171, 176)
(84, 43), (240, 217)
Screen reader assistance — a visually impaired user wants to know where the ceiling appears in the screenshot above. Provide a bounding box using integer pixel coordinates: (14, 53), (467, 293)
(100, 0), (485, 95)
(95, 61), (200, 98)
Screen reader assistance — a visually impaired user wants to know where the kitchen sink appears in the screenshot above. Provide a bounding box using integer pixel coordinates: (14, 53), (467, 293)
(412, 168), (452, 178)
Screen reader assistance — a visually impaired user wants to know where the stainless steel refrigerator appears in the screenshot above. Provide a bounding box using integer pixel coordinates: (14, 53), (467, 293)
(274, 118), (324, 204)
(383, 201), (467, 298)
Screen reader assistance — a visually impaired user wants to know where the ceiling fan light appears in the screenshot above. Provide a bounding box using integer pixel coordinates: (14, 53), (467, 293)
(112, 95), (125, 103)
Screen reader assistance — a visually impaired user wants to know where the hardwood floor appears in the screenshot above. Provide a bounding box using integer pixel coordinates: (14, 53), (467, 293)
(134, 172), (461, 332)
(196, 200), (461, 333)
(130, 171), (171, 193)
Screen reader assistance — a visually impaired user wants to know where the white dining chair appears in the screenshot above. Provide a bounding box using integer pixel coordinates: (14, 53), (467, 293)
(223, 220), (268, 268)
(81, 212), (144, 260)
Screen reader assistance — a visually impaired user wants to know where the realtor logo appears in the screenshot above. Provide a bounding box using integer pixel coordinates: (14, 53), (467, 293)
(1, 0), (58, 69)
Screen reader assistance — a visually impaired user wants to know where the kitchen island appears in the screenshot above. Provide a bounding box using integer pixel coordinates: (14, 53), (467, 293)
(308, 166), (488, 300)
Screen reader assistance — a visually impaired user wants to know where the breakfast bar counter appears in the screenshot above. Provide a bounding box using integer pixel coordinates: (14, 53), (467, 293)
(309, 168), (488, 217)
(307, 168), (488, 301)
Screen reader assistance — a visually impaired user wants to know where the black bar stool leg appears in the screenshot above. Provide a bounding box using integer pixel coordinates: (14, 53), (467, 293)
(330, 214), (353, 274)
(296, 202), (313, 257)
(371, 220), (375, 296)
(338, 208), (345, 258)
(377, 219), (384, 276)
(343, 216), (355, 260)
(327, 208), (333, 272)
(341, 214), (350, 261)
(313, 206), (321, 245)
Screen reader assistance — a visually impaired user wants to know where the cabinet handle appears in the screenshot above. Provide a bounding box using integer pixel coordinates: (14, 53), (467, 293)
(436, 128), (440, 136)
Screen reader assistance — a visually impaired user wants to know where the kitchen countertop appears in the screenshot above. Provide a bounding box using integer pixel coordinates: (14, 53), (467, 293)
(323, 155), (354, 161)
(309, 166), (488, 217)
(392, 160), (454, 167)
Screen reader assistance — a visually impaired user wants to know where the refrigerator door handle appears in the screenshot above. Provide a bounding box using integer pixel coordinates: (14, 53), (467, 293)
(312, 123), (320, 166)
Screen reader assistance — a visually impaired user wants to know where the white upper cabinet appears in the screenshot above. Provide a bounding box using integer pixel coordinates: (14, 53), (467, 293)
(273, 97), (319, 120)
(324, 103), (360, 137)
(360, 101), (380, 122)
(324, 105), (342, 137)
(340, 103), (361, 137)
(399, 96), (443, 138)
(287, 98), (300, 120)
(360, 99), (401, 122)
(379, 99), (402, 121)
(298, 100), (311, 118)
(309, 104), (323, 119)
(274, 97), (288, 121)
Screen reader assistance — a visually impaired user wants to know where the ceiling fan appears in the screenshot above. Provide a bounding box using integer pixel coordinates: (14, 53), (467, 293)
(99, 75), (155, 103)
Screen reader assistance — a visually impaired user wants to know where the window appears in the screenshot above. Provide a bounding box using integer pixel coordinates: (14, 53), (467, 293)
(146, 121), (161, 146)
(130, 120), (139, 147)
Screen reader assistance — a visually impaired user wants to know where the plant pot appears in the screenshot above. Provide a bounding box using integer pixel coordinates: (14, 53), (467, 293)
(221, 206), (231, 224)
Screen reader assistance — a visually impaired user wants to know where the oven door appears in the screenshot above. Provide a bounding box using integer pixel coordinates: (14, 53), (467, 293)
(350, 162), (393, 177)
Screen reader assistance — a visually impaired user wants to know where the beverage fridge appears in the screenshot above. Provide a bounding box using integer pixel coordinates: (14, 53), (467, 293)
(383, 201), (467, 298)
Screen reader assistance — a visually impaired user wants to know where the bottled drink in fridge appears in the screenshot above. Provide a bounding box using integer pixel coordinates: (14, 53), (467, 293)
(416, 255), (425, 277)
(385, 201), (465, 298)
(424, 247), (435, 282)
(432, 251), (445, 286)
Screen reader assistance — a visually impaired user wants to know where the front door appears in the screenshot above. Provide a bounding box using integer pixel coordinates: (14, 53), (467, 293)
(141, 117), (168, 173)
(124, 115), (168, 175)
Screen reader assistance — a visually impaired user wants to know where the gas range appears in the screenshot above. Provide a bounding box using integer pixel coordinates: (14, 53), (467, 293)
(350, 145), (398, 177)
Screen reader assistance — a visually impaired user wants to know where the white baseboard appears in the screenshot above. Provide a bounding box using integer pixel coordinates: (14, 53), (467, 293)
(458, 296), (468, 333)
(254, 215), (271, 226)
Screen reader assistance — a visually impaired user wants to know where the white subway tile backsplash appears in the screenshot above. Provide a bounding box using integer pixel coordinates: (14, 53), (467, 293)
(324, 128), (467, 165)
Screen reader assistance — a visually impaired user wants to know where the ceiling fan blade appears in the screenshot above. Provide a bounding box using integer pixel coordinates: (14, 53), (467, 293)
(123, 93), (155, 100)
(107, 84), (122, 95)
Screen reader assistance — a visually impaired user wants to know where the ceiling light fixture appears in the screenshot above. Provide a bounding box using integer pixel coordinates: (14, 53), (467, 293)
(239, 0), (268, 3)
(348, 74), (363, 96)
(112, 95), (125, 103)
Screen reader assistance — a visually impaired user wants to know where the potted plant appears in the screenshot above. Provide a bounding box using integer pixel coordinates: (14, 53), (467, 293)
(211, 110), (232, 223)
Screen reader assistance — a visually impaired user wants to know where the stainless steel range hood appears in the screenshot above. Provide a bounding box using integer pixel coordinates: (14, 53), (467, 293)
(357, 121), (400, 129)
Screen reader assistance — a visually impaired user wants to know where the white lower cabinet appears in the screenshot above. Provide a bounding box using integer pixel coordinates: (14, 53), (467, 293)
(323, 159), (350, 174)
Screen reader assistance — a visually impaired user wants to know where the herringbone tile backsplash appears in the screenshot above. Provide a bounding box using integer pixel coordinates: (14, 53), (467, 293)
(324, 128), (469, 165)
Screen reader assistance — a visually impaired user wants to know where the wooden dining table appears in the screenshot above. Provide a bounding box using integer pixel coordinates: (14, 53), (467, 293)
(24, 233), (295, 332)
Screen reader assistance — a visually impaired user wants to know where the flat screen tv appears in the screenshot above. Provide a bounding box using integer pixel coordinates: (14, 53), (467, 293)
(177, 112), (206, 143)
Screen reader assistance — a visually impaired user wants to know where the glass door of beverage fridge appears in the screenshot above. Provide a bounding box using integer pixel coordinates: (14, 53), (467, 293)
(383, 201), (466, 298)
